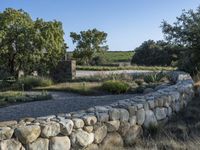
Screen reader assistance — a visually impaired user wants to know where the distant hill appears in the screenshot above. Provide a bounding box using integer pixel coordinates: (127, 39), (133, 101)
(68, 51), (134, 63)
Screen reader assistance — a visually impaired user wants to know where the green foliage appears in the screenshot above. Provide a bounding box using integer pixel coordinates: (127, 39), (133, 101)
(15, 76), (53, 90)
(102, 51), (133, 63)
(0, 91), (52, 107)
(161, 6), (200, 74)
(76, 73), (133, 82)
(144, 72), (165, 83)
(131, 40), (181, 66)
(70, 28), (108, 65)
(90, 55), (107, 66)
(77, 65), (175, 71)
(50, 61), (72, 83)
(101, 80), (130, 94)
(68, 51), (133, 64)
(0, 8), (66, 76)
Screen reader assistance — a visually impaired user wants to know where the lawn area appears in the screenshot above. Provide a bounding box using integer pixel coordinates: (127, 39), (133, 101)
(77, 65), (176, 71)
(102, 51), (133, 63)
(35, 82), (103, 95)
(68, 51), (133, 63)
(0, 91), (52, 107)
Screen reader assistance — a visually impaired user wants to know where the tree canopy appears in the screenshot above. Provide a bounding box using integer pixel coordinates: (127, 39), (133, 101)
(70, 28), (108, 65)
(131, 40), (181, 66)
(0, 8), (66, 77)
(161, 6), (200, 74)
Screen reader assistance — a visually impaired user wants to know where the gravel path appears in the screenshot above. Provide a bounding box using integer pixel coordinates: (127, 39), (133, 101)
(0, 70), (154, 121)
(0, 92), (137, 121)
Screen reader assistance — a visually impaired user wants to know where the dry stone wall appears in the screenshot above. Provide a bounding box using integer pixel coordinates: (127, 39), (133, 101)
(0, 71), (194, 150)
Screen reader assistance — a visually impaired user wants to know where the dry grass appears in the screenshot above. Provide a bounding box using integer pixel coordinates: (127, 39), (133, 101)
(35, 82), (103, 95)
(125, 96), (200, 150)
(77, 65), (176, 71)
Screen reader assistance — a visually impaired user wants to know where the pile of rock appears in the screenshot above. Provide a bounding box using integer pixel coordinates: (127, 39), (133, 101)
(0, 71), (194, 150)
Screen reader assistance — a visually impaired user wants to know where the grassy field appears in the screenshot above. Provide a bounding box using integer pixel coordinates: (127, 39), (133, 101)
(77, 65), (176, 71)
(68, 51), (133, 63)
(102, 51), (133, 62)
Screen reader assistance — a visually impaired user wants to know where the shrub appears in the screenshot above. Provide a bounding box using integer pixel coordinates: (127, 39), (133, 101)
(15, 76), (53, 90)
(101, 80), (130, 94)
(0, 91), (52, 107)
(90, 55), (107, 66)
(131, 40), (181, 66)
(144, 72), (165, 83)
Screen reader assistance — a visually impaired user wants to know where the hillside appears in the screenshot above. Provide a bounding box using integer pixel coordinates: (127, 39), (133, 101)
(68, 51), (134, 63)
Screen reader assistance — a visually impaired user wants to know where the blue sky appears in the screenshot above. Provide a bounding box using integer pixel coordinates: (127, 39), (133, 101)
(0, 0), (199, 51)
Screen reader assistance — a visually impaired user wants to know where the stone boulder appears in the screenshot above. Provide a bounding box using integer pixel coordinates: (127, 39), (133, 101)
(144, 110), (158, 127)
(82, 115), (97, 126)
(94, 125), (107, 144)
(100, 132), (123, 150)
(0, 139), (24, 150)
(60, 119), (74, 135)
(119, 109), (129, 121)
(154, 107), (167, 120)
(73, 118), (84, 129)
(118, 121), (130, 137)
(74, 130), (94, 147)
(41, 122), (60, 138)
(84, 144), (99, 150)
(49, 136), (71, 150)
(109, 109), (120, 120)
(129, 116), (137, 126)
(0, 120), (17, 127)
(96, 113), (109, 122)
(0, 127), (14, 140)
(83, 126), (93, 133)
(105, 120), (120, 132)
(15, 125), (41, 144)
(136, 108), (145, 125)
(27, 138), (49, 150)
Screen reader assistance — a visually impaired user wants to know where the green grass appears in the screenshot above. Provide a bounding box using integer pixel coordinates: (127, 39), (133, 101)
(102, 51), (133, 63)
(101, 80), (130, 94)
(68, 51), (133, 63)
(77, 65), (176, 71)
(0, 91), (52, 107)
(35, 82), (103, 95)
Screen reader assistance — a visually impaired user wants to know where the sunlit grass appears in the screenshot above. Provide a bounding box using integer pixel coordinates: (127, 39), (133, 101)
(77, 65), (176, 71)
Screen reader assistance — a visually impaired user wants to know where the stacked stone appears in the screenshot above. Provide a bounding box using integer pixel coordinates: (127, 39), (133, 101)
(0, 71), (194, 150)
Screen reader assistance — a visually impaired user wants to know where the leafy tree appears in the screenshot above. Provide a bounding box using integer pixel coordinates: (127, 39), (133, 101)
(70, 29), (108, 65)
(131, 40), (181, 66)
(0, 8), (34, 76)
(0, 8), (66, 77)
(33, 19), (66, 75)
(161, 6), (200, 74)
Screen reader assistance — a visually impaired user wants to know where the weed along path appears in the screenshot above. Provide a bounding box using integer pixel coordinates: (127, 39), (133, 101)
(0, 91), (137, 121)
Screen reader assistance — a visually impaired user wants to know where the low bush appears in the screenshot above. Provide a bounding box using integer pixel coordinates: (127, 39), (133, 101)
(101, 80), (130, 94)
(15, 76), (53, 90)
(77, 65), (175, 71)
(144, 72), (165, 83)
(0, 91), (52, 107)
(76, 73), (133, 83)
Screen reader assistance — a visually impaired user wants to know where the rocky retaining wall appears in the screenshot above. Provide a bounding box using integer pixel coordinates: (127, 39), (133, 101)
(0, 71), (194, 150)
